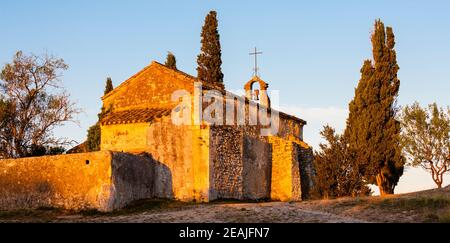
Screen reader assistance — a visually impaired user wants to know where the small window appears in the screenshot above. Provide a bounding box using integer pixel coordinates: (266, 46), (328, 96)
(86, 160), (90, 165)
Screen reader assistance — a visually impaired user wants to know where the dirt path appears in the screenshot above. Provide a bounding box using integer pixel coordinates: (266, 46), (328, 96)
(2, 186), (448, 223)
(52, 202), (368, 223)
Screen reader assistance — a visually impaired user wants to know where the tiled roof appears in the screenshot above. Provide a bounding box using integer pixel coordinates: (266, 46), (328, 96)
(101, 61), (224, 101)
(101, 61), (199, 100)
(101, 108), (172, 125)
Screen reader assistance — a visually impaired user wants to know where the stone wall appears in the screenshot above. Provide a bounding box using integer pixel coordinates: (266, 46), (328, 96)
(110, 152), (155, 209)
(209, 126), (273, 201)
(268, 137), (302, 201)
(210, 126), (244, 199)
(242, 136), (272, 200)
(98, 64), (314, 202)
(102, 116), (211, 202)
(277, 113), (305, 141)
(296, 145), (315, 200)
(291, 144), (303, 201)
(101, 123), (149, 153)
(0, 151), (154, 212)
(146, 118), (211, 202)
(100, 117), (312, 203)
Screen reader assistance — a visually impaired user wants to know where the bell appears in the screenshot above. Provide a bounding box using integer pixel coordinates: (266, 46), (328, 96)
(254, 89), (260, 101)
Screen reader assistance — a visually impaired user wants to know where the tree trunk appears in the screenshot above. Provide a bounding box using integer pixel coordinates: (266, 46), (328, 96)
(376, 173), (394, 196)
(435, 181), (442, 189)
(431, 166), (443, 189)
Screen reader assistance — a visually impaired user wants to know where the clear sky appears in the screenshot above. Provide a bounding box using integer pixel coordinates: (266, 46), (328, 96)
(1, 0), (449, 194)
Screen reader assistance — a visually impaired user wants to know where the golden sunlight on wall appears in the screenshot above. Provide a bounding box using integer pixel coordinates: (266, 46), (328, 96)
(269, 136), (302, 201)
(101, 123), (149, 152)
(0, 152), (114, 211)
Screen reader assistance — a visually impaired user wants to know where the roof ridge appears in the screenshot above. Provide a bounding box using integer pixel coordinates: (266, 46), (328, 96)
(151, 61), (198, 81)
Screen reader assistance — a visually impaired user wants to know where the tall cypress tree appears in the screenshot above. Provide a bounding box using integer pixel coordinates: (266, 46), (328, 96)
(197, 11), (224, 84)
(345, 20), (405, 195)
(165, 52), (177, 70)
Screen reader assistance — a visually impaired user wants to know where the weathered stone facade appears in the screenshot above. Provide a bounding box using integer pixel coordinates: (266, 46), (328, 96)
(100, 61), (314, 202)
(0, 151), (155, 212)
(0, 61), (314, 212)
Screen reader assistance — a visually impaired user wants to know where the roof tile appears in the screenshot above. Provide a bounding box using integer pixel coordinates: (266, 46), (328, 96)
(101, 108), (172, 125)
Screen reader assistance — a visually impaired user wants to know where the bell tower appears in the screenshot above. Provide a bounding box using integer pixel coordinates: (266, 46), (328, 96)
(244, 47), (271, 108)
(244, 76), (271, 108)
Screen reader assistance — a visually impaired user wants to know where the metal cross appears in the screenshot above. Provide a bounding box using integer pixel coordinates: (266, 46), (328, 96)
(249, 47), (263, 77)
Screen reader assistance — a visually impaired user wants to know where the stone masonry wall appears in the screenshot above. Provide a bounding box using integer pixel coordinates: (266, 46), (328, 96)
(291, 144), (303, 201)
(110, 152), (155, 209)
(102, 117), (211, 202)
(268, 137), (302, 201)
(210, 126), (244, 199)
(242, 136), (272, 200)
(98, 62), (314, 202)
(146, 118), (210, 202)
(210, 125), (273, 201)
(296, 145), (315, 200)
(0, 151), (154, 212)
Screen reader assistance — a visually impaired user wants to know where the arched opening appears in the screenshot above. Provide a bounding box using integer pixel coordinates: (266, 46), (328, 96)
(251, 81), (261, 101)
(244, 77), (269, 107)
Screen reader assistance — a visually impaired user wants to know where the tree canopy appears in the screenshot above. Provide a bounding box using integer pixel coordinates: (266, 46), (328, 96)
(165, 52), (177, 70)
(345, 20), (405, 195)
(313, 126), (371, 199)
(401, 102), (450, 188)
(197, 11), (224, 84)
(104, 77), (114, 95)
(0, 51), (78, 158)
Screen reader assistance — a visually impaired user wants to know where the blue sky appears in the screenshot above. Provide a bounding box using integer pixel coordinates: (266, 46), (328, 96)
(1, 0), (449, 193)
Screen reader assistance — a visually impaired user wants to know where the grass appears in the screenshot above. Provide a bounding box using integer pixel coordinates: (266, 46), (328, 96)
(0, 206), (63, 222)
(375, 196), (450, 211)
(439, 210), (450, 223)
(210, 198), (271, 204)
(0, 198), (269, 221)
(80, 199), (197, 217)
(302, 191), (450, 223)
(0, 188), (448, 223)
(0, 199), (197, 221)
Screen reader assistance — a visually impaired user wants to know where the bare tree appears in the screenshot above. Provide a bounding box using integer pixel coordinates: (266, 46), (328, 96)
(0, 51), (79, 158)
(401, 102), (450, 188)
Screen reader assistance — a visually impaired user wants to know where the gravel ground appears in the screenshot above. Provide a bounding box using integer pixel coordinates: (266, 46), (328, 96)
(1, 186), (448, 223)
(52, 202), (368, 223)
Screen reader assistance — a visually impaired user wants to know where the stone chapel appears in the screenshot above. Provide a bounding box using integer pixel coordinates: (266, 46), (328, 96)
(0, 60), (315, 212)
(99, 61), (314, 202)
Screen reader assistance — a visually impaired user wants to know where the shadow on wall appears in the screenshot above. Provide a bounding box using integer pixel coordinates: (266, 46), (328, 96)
(243, 137), (273, 200)
(298, 147), (314, 200)
(111, 152), (174, 206)
(149, 154), (175, 199)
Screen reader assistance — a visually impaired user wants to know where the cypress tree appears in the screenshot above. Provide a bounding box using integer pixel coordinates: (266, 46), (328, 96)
(104, 77), (114, 95)
(345, 20), (405, 195)
(197, 10), (224, 84)
(165, 52), (177, 70)
(86, 124), (101, 152)
(313, 126), (371, 199)
(86, 78), (114, 152)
